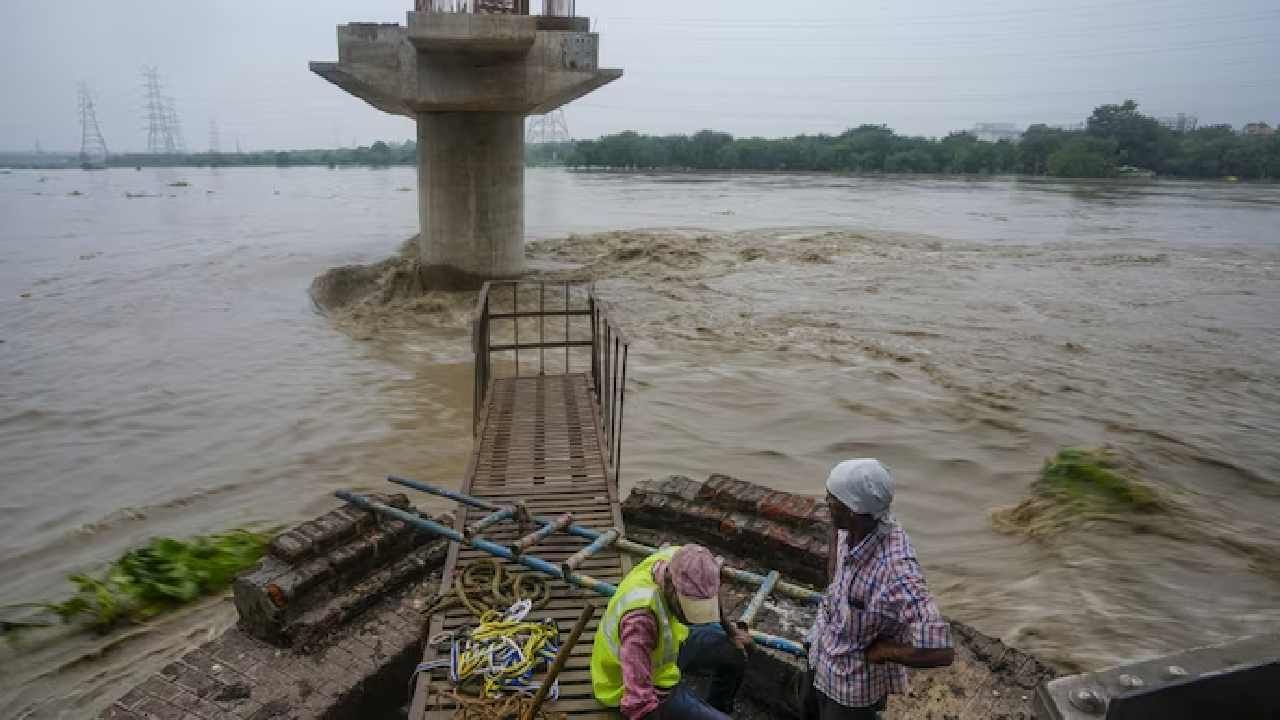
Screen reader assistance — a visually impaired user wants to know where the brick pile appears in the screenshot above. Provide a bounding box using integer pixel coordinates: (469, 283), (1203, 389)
(622, 474), (1058, 720)
(624, 474), (832, 585)
(98, 496), (448, 720)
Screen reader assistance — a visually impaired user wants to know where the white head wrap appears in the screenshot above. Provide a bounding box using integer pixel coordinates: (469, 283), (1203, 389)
(826, 458), (894, 520)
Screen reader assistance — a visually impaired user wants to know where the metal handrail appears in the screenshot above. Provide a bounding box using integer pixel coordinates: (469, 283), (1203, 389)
(471, 280), (630, 485)
(416, 0), (535, 15)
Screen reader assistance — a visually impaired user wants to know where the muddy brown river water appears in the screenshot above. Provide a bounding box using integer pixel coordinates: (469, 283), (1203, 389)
(1, 167), (1278, 717)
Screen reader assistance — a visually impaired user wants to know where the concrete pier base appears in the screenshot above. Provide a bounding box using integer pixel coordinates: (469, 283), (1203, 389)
(311, 11), (621, 287)
(417, 112), (524, 288)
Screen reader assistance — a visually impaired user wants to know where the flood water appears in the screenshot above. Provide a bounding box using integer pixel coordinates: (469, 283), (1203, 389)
(2, 166), (1278, 717)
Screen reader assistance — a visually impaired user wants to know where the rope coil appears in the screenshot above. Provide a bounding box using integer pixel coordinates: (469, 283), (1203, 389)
(415, 560), (564, 708)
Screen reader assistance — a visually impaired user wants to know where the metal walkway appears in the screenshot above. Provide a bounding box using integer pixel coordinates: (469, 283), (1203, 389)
(409, 282), (631, 720)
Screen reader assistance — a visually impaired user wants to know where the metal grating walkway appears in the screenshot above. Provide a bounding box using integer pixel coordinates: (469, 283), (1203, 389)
(411, 373), (628, 719)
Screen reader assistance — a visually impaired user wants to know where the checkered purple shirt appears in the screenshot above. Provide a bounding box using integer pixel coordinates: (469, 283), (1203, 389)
(807, 522), (952, 708)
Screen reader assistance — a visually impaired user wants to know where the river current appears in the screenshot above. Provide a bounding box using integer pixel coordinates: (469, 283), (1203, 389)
(1, 166), (1278, 717)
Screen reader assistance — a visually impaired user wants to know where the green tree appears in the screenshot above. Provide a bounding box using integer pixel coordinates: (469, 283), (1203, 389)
(1018, 125), (1068, 175)
(1086, 100), (1167, 171)
(369, 140), (392, 165)
(1048, 137), (1118, 178)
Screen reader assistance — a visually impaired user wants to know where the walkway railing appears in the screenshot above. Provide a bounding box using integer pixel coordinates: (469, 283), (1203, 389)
(416, 0), (574, 16)
(472, 280), (629, 484)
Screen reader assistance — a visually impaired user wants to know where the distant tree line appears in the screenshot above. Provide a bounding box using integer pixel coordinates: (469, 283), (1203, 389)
(106, 140), (418, 169)
(10, 101), (1275, 179)
(554, 101), (1280, 180)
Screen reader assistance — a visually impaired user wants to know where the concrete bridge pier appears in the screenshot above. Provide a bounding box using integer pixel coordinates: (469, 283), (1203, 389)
(417, 112), (524, 286)
(311, 9), (622, 289)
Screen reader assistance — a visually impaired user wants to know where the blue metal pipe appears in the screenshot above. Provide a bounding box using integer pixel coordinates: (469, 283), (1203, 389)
(464, 507), (513, 538)
(740, 570), (781, 626)
(562, 528), (620, 577)
(388, 475), (501, 511)
(388, 475), (821, 604)
(510, 512), (574, 555)
(336, 490), (807, 657)
(336, 491), (617, 597)
(750, 631), (806, 656)
(389, 475), (603, 542)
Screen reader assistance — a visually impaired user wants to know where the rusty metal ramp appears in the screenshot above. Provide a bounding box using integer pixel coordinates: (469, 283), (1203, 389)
(409, 282), (631, 720)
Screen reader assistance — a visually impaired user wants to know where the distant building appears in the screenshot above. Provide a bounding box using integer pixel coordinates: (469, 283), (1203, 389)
(1047, 121), (1085, 132)
(1158, 113), (1198, 133)
(1242, 122), (1275, 137)
(969, 122), (1023, 143)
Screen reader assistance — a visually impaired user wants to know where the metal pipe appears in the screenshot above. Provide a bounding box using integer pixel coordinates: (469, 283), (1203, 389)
(615, 537), (820, 604)
(336, 491), (616, 597)
(614, 342), (628, 483)
(740, 570), (780, 626)
(463, 507), (513, 539)
(510, 512), (574, 556)
(337, 490), (807, 657)
(384, 476), (822, 603)
(388, 476), (501, 512)
(513, 282), (519, 377)
(562, 528), (620, 578)
(538, 282), (545, 375)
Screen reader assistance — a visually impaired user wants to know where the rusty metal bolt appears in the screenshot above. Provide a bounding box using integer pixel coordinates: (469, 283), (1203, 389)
(1069, 688), (1106, 714)
(1117, 673), (1145, 691)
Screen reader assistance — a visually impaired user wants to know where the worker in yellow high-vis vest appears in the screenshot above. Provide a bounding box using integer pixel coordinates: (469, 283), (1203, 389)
(591, 544), (753, 719)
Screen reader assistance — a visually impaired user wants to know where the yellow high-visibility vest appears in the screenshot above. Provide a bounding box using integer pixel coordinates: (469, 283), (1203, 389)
(591, 546), (690, 707)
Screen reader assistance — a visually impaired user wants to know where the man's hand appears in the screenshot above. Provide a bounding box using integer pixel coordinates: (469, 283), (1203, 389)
(865, 639), (901, 664)
(865, 639), (954, 668)
(729, 622), (754, 655)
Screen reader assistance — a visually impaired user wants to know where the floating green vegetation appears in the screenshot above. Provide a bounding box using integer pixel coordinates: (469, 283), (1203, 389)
(2, 529), (270, 636)
(992, 448), (1165, 537)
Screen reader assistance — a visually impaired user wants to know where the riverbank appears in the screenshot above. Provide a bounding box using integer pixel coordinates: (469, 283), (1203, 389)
(4, 167), (1277, 717)
(93, 477), (1056, 720)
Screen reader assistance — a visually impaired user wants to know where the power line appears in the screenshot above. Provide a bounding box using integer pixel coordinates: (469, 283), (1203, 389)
(141, 66), (185, 154)
(527, 110), (572, 143)
(209, 119), (221, 155)
(77, 82), (109, 167)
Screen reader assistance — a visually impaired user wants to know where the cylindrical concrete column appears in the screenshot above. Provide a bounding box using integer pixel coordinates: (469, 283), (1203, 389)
(417, 111), (524, 289)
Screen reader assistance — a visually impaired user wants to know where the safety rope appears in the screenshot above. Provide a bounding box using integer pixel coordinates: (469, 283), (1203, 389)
(413, 560), (562, 705)
(424, 558), (553, 618)
(446, 690), (568, 720)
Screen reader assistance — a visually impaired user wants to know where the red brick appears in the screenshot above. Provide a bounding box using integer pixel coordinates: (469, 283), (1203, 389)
(765, 524), (813, 555)
(809, 501), (832, 526)
(721, 481), (768, 513)
(698, 473), (737, 501)
(659, 475), (702, 500)
(758, 492), (816, 526)
(719, 512), (751, 538)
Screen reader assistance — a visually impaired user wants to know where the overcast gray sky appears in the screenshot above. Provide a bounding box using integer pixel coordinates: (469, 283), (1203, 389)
(2, 0), (1276, 152)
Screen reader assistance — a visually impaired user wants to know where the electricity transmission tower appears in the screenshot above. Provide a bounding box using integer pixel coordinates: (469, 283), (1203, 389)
(209, 119), (221, 154)
(77, 82), (109, 168)
(141, 66), (185, 154)
(526, 109), (571, 143)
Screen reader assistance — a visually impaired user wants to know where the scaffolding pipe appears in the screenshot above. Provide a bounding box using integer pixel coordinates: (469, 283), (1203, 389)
(562, 528), (620, 579)
(464, 507), (514, 539)
(385, 475), (822, 603)
(740, 570), (780, 626)
(336, 490), (807, 657)
(510, 512), (574, 556)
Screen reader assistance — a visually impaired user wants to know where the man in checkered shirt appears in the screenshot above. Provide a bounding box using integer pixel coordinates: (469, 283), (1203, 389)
(805, 458), (955, 719)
